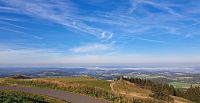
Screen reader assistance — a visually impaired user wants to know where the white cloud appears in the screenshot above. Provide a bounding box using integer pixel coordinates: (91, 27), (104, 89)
(133, 0), (181, 16)
(101, 32), (113, 40)
(0, 44), (199, 66)
(0, 21), (25, 29)
(128, 0), (141, 13)
(137, 37), (164, 43)
(0, 0), (113, 40)
(70, 43), (113, 53)
(0, 47), (199, 67)
(0, 0), (200, 67)
(1, 0), (198, 41)
(0, 26), (43, 40)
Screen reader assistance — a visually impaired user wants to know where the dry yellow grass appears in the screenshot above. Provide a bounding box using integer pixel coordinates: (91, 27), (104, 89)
(173, 96), (194, 103)
(37, 77), (111, 91)
(111, 80), (152, 99)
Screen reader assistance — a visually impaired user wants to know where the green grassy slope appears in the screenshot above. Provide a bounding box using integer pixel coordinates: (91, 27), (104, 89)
(169, 82), (199, 89)
(0, 90), (66, 103)
(42, 77), (111, 91)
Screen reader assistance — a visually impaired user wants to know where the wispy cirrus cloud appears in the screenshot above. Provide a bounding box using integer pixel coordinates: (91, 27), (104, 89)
(126, 0), (200, 37)
(0, 6), (21, 14)
(1, 0), (199, 42)
(0, 0), (200, 66)
(0, 20), (25, 29)
(0, 0), (113, 40)
(70, 43), (113, 53)
(0, 17), (22, 21)
(137, 37), (164, 43)
(0, 26), (43, 40)
(137, 0), (181, 16)
(0, 6), (18, 11)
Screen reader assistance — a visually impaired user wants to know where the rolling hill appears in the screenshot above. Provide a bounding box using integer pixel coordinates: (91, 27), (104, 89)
(0, 77), (195, 103)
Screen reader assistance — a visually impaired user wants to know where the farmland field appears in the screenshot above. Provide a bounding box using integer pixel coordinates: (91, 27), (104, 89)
(169, 82), (199, 89)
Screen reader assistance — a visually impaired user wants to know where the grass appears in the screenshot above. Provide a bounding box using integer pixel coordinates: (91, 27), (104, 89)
(172, 96), (194, 103)
(0, 77), (111, 91)
(169, 82), (198, 89)
(40, 77), (111, 91)
(0, 90), (66, 103)
(112, 80), (152, 99)
(0, 79), (6, 86)
(0, 78), (4, 82)
(0, 77), (195, 103)
(0, 77), (117, 102)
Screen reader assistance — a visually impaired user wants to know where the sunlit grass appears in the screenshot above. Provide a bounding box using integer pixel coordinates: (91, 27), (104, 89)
(172, 96), (194, 103)
(169, 82), (198, 89)
(0, 90), (66, 103)
(113, 80), (152, 98)
(0, 77), (195, 103)
(40, 77), (111, 91)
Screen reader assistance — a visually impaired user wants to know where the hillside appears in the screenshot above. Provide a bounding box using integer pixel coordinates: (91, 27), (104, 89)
(111, 80), (152, 99)
(110, 80), (193, 103)
(0, 77), (195, 103)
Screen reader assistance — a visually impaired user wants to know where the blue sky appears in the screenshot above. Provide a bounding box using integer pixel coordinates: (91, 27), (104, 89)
(0, 0), (200, 67)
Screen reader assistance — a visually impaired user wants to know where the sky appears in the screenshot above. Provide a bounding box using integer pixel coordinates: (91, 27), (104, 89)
(0, 0), (200, 67)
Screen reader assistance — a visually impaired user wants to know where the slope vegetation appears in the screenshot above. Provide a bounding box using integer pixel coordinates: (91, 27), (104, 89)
(0, 77), (194, 103)
(0, 90), (66, 103)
